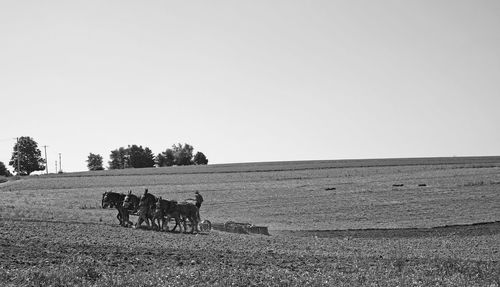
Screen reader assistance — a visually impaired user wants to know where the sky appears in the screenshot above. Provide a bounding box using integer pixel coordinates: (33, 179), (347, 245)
(1, 0), (499, 173)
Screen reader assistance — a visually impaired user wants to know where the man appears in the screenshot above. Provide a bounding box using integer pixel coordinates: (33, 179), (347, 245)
(194, 191), (204, 209)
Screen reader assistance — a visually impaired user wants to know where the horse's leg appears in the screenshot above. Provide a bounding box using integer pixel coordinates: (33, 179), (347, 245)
(117, 207), (125, 226)
(154, 216), (161, 231)
(116, 211), (122, 225)
(126, 211), (133, 227)
(173, 215), (180, 233)
(163, 214), (170, 231)
(183, 216), (188, 234)
(192, 217), (199, 233)
(188, 217), (196, 234)
(157, 213), (165, 231)
(143, 215), (150, 229)
(149, 210), (157, 230)
(122, 210), (131, 227)
(155, 217), (161, 231)
(164, 214), (172, 232)
(135, 215), (144, 228)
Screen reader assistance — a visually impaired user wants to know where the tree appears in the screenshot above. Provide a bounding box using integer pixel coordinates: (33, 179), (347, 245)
(155, 153), (165, 167)
(156, 148), (175, 167)
(128, 145), (155, 168)
(9, 136), (45, 175)
(0, 161), (11, 177)
(87, 153), (104, 171)
(172, 143), (194, 166)
(142, 147), (155, 167)
(108, 145), (155, 169)
(193, 152), (208, 165)
(108, 147), (128, 169)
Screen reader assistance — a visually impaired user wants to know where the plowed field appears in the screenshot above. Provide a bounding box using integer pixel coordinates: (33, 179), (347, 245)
(1, 157), (499, 286)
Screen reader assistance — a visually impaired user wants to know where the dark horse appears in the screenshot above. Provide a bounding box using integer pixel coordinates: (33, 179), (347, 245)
(153, 197), (200, 233)
(177, 201), (201, 233)
(122, 191), (140, 227)
(125, 189), (158, 229)
(153, 197), (182, 232)
(102, 191), (128, 226)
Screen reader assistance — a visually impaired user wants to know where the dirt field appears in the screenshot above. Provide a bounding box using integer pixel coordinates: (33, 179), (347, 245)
(1, 218), (499, 286)
(1, 157), (499, 286)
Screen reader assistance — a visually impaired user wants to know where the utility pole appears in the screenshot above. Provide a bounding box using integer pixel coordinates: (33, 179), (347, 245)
(55, 161), (58, 174)
(43, 145), (48, 174)
(59, 153), (62, 173)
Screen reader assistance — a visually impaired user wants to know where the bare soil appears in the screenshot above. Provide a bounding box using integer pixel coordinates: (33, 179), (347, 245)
(1, 218), (499, 286)
(277, 221), (500, 239)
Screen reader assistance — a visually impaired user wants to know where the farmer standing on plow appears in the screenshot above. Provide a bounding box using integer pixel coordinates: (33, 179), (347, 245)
(194, 191), (203, 209)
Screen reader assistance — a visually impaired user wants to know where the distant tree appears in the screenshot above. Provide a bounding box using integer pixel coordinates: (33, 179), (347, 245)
(156, 148), (175, 167)
(155, 153), (165, 167)
(128, 145), (143, 168)
(172, 143), (194, 166)
(87, 153), (104, 171)
(164, 149), (175, 166)
(109, 145), (155, 169)
(193, 152), (208, 165)
(143, 147), (155, 167)
(9, 136), (45, 175)
(0, 161), (11, 177)
(128, 145), (155, 168)
(108, 147), (128, 169)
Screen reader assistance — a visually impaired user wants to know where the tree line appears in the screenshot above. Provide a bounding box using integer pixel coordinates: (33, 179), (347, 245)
(0, 136), (208, 176)
(90, 143), (208, 171)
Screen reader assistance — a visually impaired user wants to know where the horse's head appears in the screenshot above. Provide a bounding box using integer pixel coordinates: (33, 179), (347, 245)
(102, 191), (111, 208)
(123, 190), (135, 209)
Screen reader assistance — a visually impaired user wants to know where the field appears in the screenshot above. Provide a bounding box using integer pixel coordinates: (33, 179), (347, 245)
(1, 157), (499, 286)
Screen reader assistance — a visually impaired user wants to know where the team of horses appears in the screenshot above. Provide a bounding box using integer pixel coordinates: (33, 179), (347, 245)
(101, 189), (201, 233)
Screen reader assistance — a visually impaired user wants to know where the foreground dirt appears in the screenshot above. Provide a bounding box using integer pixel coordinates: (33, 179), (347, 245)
(1, 218), (499, 286)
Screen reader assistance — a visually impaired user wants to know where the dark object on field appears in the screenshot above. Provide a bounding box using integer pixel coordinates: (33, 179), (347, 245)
(194, 191), (204, 209)
(123, 191), (140, 214)
(134, 190), (159, 229)
(101, 191), (129, 227)
(392, 184), (404, 187)
(104, 189), (201, 233)
(122, 191), (140, 227)
(325, 187), (336, 191)
(418, 184), (427, 187)
(151, 196), (201, 233)
(199, 219), (212, 232)
(186, 191), (204, 209)
(212, 221), (270, 236)
(153, 197), (182, 232)
(176, 201), (201, 233)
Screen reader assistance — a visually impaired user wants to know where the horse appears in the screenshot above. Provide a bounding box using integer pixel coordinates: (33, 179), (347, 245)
(176, 201), (201, 233)
(153, 197), (182, 232)
(133, 190), (158, 229)
(101, 191), (128, 226)
(121, 191), (141, 227)
(123, 191), (140, 214)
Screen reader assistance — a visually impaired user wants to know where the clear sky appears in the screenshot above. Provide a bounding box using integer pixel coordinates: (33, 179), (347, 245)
(1, 0), (499, 173)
